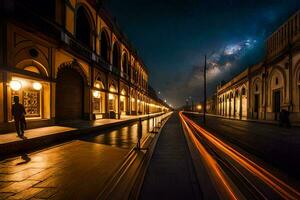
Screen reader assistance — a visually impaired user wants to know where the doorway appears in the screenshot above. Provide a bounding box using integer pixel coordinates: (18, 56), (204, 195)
(254, 94), (259, 119)
(273, 90), (281, 120)
(56, 68), (84, 121)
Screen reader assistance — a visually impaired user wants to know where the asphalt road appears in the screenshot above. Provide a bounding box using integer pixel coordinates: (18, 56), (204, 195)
(183, 112), (300, 199)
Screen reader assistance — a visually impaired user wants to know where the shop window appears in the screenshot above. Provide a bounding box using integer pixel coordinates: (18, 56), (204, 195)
(9, 77), (50, 120)
(109, 99), (115, 111)
(93, 81), (105, 113)
(120, 100), (125, 111)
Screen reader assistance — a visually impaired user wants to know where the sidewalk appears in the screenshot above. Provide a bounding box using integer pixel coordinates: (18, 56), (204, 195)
(0, 112), (173, 200)
(139, 113), (202, 200)
(0, 113), (164, 157)
(186, 112), (300, 127)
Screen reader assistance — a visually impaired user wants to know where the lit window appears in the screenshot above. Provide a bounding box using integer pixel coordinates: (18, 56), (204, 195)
(24, 66), (40, 74)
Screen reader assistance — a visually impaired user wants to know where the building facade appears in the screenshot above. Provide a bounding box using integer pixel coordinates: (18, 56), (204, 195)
(0, 0), (168, 132)
(217, 10), (300, 123)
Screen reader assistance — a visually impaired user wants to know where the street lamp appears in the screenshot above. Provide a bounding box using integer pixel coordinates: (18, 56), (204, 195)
(197, 104), (202, 111)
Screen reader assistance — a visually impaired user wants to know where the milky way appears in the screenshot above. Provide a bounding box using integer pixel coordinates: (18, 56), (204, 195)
(104, 0), (300, 107)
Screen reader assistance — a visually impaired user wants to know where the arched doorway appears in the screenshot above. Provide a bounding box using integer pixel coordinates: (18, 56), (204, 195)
(56, 67), (84, 121)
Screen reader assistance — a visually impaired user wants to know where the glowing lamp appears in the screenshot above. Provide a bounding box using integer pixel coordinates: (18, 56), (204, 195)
(109, 93), (114, 100)
(33, 82), (42, 90)
(197, 105), (202, 110)
(93, 91), (100, 98)
(95, 83), (100, 89)
(10, 80), (22, 91)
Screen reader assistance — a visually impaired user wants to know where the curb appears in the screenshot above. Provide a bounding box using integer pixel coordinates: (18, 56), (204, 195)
(95, 112), (173, 200)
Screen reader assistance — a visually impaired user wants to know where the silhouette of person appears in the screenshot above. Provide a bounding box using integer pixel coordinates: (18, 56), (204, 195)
(11, 96), (26, 137)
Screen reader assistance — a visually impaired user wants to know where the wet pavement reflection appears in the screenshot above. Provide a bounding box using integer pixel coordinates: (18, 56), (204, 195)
(82, 118), (155, 149)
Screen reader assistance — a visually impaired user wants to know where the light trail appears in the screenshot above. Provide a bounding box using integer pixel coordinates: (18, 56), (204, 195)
(180, 112), (239, 200)
(181, 112), (300, 200)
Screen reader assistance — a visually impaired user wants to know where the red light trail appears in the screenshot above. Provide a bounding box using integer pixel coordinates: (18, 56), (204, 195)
(179, 111), (300, 200)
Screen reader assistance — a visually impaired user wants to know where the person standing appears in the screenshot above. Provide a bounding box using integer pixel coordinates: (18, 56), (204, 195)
(11, 96), (26, 137)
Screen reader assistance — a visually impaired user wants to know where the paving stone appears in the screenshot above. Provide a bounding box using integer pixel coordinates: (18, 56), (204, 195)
(0, 182), (14, 189)
(0, 192), (14, 200)
(33, 188), (58, 199)
(7, 188), (43, 200)
(0, 169), (45, 182)
(28, 168), (57, 181)
(0, 180), (39, 193)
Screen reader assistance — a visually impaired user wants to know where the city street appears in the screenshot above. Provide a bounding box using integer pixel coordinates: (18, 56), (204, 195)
(181, 112), (300, 199)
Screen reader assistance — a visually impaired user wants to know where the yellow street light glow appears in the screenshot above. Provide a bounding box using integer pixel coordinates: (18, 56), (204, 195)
(93, 90), (100, 98)
(109, 93), (114, 100)
(95, 83), (100, 89)
(197, 104), (202, 110)
(10, 80), (22, 91)
(33, 82), (42, 90)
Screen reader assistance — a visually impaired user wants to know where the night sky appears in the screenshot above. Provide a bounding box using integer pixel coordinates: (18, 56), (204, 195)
(104, 0), (300, 107)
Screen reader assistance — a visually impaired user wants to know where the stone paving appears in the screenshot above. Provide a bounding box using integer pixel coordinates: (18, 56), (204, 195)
(0, 141), (129, 199)
(0, 112), (168, 199)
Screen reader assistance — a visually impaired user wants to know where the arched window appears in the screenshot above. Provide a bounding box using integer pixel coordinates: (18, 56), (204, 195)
(109, 84), (116, 92)
(100, 31), (109, 63)
(112, 43), (120, 69)
(122, 53), (128, 74)
(24, 66), (40, 74)
(76, 6), (92, 48)
(94, 80), (105, 90)
(275, 77), (279, 85)
(255, 84), (258, 92)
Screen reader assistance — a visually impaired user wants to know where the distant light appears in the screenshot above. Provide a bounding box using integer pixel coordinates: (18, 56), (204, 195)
(164, 99), (167, 103)
(33, 82), (42, 90)
(158, 91), (161, 94)
(10, 80), (22, 91)
(197, 104), (202, 110)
